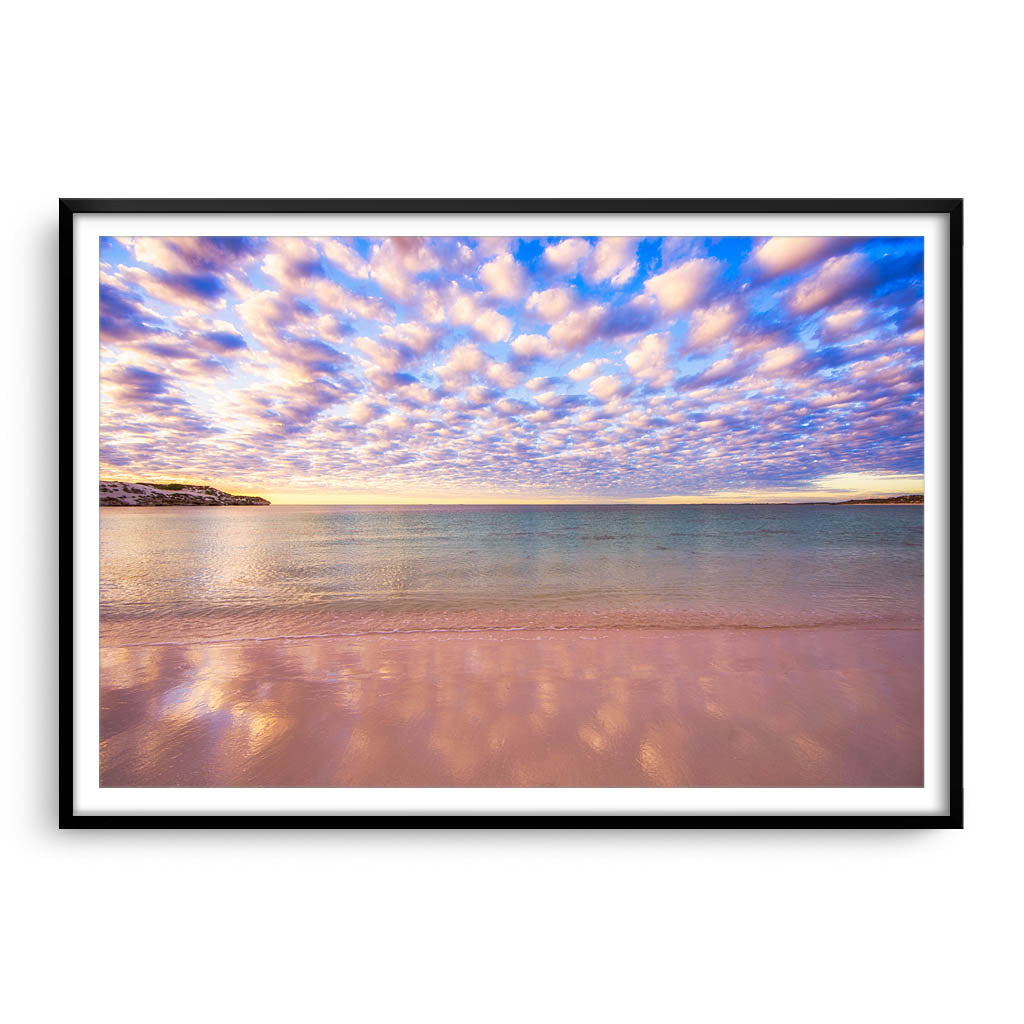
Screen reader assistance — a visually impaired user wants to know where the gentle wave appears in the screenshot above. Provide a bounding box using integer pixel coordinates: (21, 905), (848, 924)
(101, 617), (924, 649)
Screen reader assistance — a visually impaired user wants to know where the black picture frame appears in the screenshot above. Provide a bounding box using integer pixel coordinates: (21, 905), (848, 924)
(61, 197), (963, 829)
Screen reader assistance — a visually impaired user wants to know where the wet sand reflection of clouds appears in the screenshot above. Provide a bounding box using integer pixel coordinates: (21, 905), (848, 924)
(100, 628), (922, 788)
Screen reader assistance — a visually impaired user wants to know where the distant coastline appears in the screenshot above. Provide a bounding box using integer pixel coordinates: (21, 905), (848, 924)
(100, 481), (270, 506)
(827, 494), (923, 506)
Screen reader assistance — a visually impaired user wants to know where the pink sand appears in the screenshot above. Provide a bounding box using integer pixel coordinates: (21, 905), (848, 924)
(100, 627), (923, 788)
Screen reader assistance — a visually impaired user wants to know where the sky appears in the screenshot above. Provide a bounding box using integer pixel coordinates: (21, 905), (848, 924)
(98, 234), (925, 503)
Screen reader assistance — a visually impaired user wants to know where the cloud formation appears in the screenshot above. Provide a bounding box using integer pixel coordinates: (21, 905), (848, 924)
(98, 233), (925, 500)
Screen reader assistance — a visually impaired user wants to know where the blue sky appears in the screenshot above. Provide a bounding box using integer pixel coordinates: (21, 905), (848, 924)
(98, 233), (925, 502)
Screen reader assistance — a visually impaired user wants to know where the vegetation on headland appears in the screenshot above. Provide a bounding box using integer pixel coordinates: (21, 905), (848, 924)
(832, 494), (923, 505)
(100, 481), (270, 506)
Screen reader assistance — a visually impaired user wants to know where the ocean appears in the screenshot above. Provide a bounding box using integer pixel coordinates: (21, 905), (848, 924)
(99, 504), (923, 646)
(99, 505), (924, 787)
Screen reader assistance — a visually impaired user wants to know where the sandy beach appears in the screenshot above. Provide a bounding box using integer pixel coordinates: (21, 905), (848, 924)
(100, 626), (923, 788)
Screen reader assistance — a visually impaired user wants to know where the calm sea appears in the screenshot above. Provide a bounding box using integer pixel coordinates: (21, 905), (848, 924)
(99, 504), (923, 646)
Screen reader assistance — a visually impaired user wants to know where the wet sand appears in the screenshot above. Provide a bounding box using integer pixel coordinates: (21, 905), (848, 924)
(100, 627), (923, 788)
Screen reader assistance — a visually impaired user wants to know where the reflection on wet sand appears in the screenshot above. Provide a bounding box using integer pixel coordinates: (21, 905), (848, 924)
(100, 628), (923, 788)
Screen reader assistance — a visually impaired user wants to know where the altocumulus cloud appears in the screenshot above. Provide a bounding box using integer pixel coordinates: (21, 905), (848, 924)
(98, 233), (925, 500)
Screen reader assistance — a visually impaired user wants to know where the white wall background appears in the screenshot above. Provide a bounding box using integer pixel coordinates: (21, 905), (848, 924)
(4, 2), (1019, 1021)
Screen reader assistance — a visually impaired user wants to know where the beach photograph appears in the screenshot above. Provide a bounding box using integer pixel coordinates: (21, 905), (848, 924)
(16, 3), (1007, 1014)
(98, 232), (925, 789)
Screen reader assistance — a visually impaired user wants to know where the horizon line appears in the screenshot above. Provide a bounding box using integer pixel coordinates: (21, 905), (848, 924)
(264, 497), (924, 505)
(99, 479), (925, 507)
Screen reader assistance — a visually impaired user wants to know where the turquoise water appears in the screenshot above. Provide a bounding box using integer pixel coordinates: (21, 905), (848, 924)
(99, 504), (923, 644)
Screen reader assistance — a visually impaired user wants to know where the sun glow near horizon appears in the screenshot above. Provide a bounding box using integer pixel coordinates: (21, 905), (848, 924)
(149, 469), (923, 507)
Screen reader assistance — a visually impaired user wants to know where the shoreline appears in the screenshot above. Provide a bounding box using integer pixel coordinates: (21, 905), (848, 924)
(99, 613), (925, 650)
(99, 620), (926, 650)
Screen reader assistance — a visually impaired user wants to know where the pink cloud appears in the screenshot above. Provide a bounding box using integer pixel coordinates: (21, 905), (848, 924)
(479, 253), (527, 302)
(568, 359), (608, 382)
(588, 374), (629, 401)
(548, 305), (607, 351)
(644, 258), (720, 315)
(758, 344), (807, 375)
(542, 238), (591, 275)
(789, 253), (875, 314)
(624, 333), (673, 387)
(447, 287), (513, 343)
(751, 236), (852, 278)
(510, 333), (558, 361)
(586, 237), (638, 286)
(526, 287), (577, 323)
(348, 397), (387, 424)
(436, 343), (488, 387)
(369, 237), (441, 301)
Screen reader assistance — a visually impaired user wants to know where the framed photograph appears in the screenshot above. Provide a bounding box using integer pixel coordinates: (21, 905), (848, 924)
(62, 198), (963, 827)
